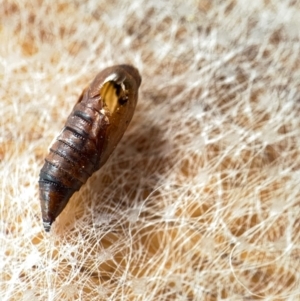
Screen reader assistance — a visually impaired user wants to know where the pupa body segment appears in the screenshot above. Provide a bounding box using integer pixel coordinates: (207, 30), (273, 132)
(39, 65), (141, 232)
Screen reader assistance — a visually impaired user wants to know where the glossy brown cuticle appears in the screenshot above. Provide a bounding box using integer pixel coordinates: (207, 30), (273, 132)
(39, 65), (141, 232)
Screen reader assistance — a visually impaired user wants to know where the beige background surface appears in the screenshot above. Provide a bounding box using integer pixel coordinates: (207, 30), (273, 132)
(1, 0), (300, 300)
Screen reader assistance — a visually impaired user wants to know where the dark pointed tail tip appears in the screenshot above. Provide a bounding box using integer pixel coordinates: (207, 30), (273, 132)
(43, 221), (52, 232)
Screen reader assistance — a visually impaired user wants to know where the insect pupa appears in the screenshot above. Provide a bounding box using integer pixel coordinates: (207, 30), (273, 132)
(39, 65), (141, 232)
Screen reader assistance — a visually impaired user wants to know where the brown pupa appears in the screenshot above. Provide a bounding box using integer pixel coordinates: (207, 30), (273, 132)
(39, 65), (141, 232)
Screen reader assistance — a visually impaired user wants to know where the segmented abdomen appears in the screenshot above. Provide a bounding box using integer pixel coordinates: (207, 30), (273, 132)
(39, 101), (108, 231)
